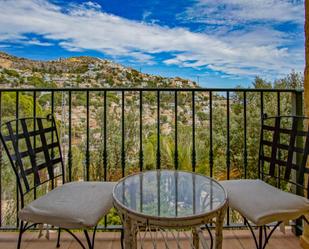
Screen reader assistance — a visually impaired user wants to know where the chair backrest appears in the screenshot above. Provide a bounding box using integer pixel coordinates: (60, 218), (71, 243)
(259, 115), (309, 197)
(0, 114), (65, 206)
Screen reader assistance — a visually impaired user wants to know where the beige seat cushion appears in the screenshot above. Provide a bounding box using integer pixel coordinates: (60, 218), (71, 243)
(220, 179), (309, 226)
(19, 181), (116, 229)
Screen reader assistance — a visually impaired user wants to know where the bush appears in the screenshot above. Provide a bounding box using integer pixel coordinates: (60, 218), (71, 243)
(3, 69), (19, 78)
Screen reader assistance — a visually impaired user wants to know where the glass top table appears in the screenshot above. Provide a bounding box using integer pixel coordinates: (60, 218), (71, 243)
(113, 170), (227, 249)
(113, 170), (226, 219)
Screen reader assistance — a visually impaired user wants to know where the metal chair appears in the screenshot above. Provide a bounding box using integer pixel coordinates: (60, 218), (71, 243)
(0, 115), (117, 249)
(220, 115), (309, 249)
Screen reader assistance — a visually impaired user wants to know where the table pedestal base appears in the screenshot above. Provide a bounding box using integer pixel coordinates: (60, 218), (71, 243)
(121, 205), (227, 249)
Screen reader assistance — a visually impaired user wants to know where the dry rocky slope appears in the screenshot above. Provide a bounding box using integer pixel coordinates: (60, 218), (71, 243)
(0, 52), (213, 139)
(0, 51), (197, 89)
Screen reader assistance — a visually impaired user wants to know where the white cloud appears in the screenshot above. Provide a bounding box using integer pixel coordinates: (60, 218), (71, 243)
(27, 38), (53, 46)
(0, 0), (304, 78)
(142, 11), (152, 22)
(180, 0), (304, 25)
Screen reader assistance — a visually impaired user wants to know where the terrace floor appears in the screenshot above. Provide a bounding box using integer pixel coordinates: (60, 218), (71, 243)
(0, 228), (302, 249)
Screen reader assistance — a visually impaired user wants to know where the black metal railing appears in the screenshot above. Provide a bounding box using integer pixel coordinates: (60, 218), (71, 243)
(0, 87), (304, 230)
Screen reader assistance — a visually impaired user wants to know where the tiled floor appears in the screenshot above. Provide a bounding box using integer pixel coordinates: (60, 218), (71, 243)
(0, 229), (301, 249)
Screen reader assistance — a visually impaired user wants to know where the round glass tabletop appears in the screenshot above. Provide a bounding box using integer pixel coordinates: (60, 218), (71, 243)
(113, 170), (227, 219)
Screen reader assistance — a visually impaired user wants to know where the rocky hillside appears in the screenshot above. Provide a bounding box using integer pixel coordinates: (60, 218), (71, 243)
(0, 52), (215, 144)
(0, 52), (197, 89)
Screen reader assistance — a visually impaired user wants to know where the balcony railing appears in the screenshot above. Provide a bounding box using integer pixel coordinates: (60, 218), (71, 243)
(0, 87), (304, 230)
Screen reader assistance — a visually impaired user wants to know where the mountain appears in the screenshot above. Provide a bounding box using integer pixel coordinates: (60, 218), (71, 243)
(0, 52), (197, 88)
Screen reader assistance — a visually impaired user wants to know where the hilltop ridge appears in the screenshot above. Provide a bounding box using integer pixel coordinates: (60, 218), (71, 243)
(0, 52), (197, 88)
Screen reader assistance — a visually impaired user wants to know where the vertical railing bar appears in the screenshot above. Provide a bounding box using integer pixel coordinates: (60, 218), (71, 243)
(51, 92), (55, 160)
(99, 91), (103, 181)
(33, 92), (37, 200)
(50, 91), (59, 186)
(121, 91), (125, 177)
(139, 91), (143, 172)
(16, 91), (19, 228)
(192, 91), (196, 172)
(277, 92), (281, 188)
(260, 91), (264, 121)
(157, 171), (160, 216)
(226, 91), (230, 180)
(0, 91), (2, 228)
(242, 91), (248, 226)
(60, 92), (66, 174)
(86, 90), (90, 181)
(243, 92), (247, 179)
(226, 91), (230, 226)
(192, 174), (196, 214)
(51, 91), (55, 115)
(140, 174), (143, 213)
(103, 91), (107, 229)
(209, 91), (213, 177)
(277, 91), (281, 116)
(174, 91), (178, 170)
(292, 90), (304, 236)
(103, 91), (107, 181)
(259, 92), (264, 179)
(175, 171), (178, 216)
(157, 90), (161, 169)
(68, 91), (72, 182)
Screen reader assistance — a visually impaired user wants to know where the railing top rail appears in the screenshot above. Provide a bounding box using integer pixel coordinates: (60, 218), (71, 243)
(0, 87), (303, 92)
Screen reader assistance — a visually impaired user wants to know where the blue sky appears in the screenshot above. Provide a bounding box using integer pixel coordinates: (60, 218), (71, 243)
(0, 0), (305, 87)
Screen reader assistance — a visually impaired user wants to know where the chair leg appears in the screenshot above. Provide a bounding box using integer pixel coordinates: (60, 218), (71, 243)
(84, 226), (97, 249)
(244, 218), (259, 249)
(258, 226), (263, 249)
(120, 228), (124, 249)
(92, 226), (97, 249)
(84, 230), (92, 249)
(244, 217), (282, 249)
(263, 226), (267, 244)
(262, 222), (282, 249)
(17, 221), (24, 249)
(56, 228), (61, 248)
(63, 229), (86, 249)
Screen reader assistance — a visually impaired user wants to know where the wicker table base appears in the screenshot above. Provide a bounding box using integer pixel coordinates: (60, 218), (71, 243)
(119, 202), (227, 249)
